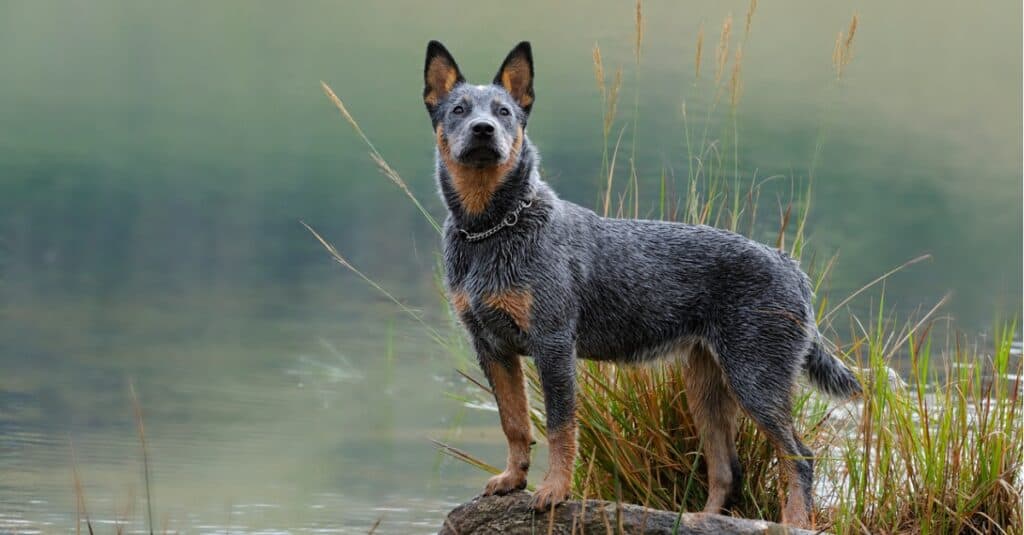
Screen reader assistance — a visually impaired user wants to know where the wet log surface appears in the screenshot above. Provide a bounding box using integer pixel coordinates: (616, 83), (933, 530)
(438, 492), (824, 534)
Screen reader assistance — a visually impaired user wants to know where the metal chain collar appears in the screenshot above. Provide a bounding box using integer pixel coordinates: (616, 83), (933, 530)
(458, 198), (534, 242)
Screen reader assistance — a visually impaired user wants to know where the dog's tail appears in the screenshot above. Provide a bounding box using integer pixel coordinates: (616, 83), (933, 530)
(804, 337), (862, 398)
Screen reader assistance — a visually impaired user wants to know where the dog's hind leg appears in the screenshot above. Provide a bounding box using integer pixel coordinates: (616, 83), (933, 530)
(480, 355), (534, 496)
(715, 346), (813, 528)
(682, 344), (742, 513)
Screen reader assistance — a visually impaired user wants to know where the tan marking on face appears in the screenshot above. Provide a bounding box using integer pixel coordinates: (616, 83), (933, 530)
(436, 125), (523, 214)
(483, 358), (533, 483)
(424, 57), (459, 106)
(500, 57), (533, 108)
(483, 287), (532, 331)
(449, 289), (470, 316)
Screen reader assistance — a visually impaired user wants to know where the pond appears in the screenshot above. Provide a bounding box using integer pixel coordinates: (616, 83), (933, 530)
(1, 1), (1020, 533)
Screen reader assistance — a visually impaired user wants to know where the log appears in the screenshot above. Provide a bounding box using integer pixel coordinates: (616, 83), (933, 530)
(439, 492), (822, 535)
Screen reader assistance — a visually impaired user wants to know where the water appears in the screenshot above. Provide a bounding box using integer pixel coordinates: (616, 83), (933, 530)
(1, 1), (1020, 532)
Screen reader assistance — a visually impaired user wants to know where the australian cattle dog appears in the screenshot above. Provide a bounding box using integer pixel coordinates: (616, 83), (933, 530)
(423, 40), (862, 528)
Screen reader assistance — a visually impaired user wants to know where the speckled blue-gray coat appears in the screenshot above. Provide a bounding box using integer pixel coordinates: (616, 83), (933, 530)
(422, 40), (862, 529)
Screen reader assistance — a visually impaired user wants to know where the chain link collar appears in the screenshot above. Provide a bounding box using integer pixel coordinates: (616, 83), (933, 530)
(458, 197), (534, 242)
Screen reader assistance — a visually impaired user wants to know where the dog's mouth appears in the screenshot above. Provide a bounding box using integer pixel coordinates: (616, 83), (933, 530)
(458, 145), (503, 167)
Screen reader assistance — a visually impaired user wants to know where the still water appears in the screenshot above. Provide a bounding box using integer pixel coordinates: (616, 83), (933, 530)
(1, 1), (1020, 533)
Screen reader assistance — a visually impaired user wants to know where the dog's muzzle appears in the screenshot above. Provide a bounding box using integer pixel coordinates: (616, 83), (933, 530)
(459, 144), (502, 166)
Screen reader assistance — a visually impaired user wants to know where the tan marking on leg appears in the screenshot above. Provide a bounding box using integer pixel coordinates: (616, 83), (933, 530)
(683, 345), (740, 513)
(741, 420), (813, 528)
(482, 358), (533, 496)
(483, 288), (533, 331)
(436, 125), (523, 214)
(448, 289), (470, 316)
(779, 456), (810, 528)
(532, 421), (576, 510)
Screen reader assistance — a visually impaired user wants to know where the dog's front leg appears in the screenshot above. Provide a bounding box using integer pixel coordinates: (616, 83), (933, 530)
(480, 354), (534, 496)
(530, 340), (577, 511)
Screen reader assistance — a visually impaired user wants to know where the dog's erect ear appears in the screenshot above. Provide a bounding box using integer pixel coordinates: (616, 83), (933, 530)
(492, 41), (534, 115)
(424, 41), (464, 116)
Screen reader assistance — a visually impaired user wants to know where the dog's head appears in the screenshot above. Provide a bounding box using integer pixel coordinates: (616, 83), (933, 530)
(423, 41), (533, 169)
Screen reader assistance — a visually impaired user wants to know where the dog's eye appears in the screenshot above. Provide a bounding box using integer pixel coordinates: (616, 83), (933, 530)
(499, 107), (511, 116)
(452, 105), (465, 115)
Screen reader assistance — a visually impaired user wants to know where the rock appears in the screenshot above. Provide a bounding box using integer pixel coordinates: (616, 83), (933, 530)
(439, 492), (821, 534)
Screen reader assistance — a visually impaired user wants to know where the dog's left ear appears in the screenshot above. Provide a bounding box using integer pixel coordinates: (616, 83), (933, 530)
(493, 41), (534, 115)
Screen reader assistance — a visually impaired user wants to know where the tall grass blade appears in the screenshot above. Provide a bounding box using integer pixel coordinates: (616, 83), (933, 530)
(320, 81), (441, 234)
(129, 382), (154, 535)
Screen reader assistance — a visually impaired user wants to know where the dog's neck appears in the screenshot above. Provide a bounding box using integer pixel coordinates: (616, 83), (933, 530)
(437, 137), (539, 233)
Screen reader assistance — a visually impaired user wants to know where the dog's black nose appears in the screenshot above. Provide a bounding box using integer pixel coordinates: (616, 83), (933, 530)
(471, 121), (496, 138)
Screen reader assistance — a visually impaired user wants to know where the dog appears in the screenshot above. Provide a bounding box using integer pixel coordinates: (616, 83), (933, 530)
(423, 40), (862, 528)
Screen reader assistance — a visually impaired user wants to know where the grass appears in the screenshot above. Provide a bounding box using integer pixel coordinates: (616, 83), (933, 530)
(312, 2), (1022, 533)
(72, 381), (161, 535)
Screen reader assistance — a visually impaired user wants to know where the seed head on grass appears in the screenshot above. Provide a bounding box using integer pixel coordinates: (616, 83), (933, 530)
(715, 14), (733, 86)
(694, 23), (704, 81)
(832, 14), (859, 80)
(320, 80), (363, 139)
(634, 0), (644, 64)
(729, 48), (744, 108)
(744, 0), (758, 43)
(844, 14), (858, 55)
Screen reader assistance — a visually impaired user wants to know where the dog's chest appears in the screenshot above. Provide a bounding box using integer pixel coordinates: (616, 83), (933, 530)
(444, 232), (531, 287)
(445, 238), (534, 341)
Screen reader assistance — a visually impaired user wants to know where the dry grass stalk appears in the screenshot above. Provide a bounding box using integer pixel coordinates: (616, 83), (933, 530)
(592, 45), (622, 138)
(300, 221), (442, 336)
(694, 23), (704, 80)
(744, 0), (758, 42)
(730, 48), (744, 108)
(631, 161), (640, 217)
(634, 0), (644, 64)
(607, 68), (623, 126)
(602, 127), (627, 217)
(129, 382), (155, 535)
(715, 14), (733, 85)
(320, 80), (362, 138)
(370, 152), (417, 206)
(71, 440), (95, 535)
(320, 80), (442, 233)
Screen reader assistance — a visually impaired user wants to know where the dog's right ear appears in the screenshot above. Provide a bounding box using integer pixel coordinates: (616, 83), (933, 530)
(423, 41), (464, 120)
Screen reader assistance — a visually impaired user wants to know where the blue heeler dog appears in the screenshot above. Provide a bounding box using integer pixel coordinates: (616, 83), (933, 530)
(423, 40), (862, 528)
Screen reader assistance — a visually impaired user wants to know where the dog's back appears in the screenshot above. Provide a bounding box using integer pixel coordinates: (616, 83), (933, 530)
(549, 198), (813, 364)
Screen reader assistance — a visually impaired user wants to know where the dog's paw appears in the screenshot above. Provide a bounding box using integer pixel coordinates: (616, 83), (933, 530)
(529, 476), (571, 511)
(482, 470), (527, 496)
